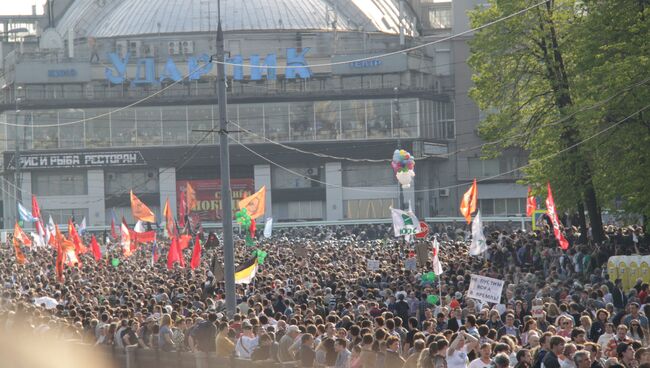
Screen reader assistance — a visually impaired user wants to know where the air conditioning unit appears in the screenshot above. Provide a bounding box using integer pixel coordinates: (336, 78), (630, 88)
(438, 188), (450, 197)
(168, 41), (180, 55)
(142, 44), (156, 57)
(306, 167), (319, 176)
(181, 40), (194, 54)
(115, 40), (128, 58)
(128, 40), (141, 57)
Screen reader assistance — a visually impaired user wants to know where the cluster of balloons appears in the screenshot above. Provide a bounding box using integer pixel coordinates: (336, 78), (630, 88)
(235, 208), (256, 246)
(421, 271), (436, 283)
(391, 149), (415, 188)
(252, 249), (268, 264)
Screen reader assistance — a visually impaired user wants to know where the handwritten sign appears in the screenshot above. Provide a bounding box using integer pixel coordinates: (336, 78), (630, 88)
(405, 258), (417, 271)
(467, 274), (504, 305)
(532, 305), (544, 318)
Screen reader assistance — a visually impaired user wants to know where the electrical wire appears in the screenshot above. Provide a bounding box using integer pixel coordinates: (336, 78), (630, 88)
(210, 0), (549, 70)
(229, 103), (650, 194)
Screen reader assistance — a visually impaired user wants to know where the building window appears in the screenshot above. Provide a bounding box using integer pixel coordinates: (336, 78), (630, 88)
(33, 171), (88, 196)
(43, 208), (89, 225)
(428, 6), (452, 29)
(105, 170), (159, 195)
(479, 198), (527, 216)
(272, 201), (324, 221)
(345, 198), (395, 219)
(272, 166), (322, 189)
(468, 158), (500, 178)
(342, 163), (394, 187)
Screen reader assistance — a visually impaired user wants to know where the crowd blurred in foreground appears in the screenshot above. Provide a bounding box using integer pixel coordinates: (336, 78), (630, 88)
(0, 222), (648, 368)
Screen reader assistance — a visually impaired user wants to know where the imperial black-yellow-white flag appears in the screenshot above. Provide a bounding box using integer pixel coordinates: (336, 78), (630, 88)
(235, 257), (258, 284)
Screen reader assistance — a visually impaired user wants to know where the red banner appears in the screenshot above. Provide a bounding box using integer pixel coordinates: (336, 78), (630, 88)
(176, 179), (255, 221)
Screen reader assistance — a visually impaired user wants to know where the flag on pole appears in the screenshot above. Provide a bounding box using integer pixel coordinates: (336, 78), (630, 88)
(17, 202), (38, 222)
(239, 186), (266, 219)
(120, 219), (132, 257)
(90, 235), (101, 261)
(163, 197), (176, 238)
(431, 237), (443, 276)
(134, 220), (145, 233)
(545, 182), (569, 250)
(186, 183), (197, 213)
(178, 192), (187, 228)
(167, 237), (181, 270)
(47, 216), (56, 246)
(13, 221), (32, 247)
(469, 210), (487, 256)
(526, 186), (537, 217)
(460, 179), (478, 224)
(78, 217), (87, 235)
(130, 190), (156, 223)
(152, 237), (159, 266)
(263, 218), (273, 238)
(110, 209), (118, 239)
(190, 235), (202, 270)
(68, 218), (87, 254)
(235, 257), (259, 284)
(31, 195), (47, 247)
(13, 238), (27, 265)
(390, 207), (421, 237)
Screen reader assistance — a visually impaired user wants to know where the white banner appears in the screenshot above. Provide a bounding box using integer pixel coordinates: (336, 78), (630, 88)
(367, 260), (380, 271)
(263, 218), (273, 238)
(467, 274), (504, 305)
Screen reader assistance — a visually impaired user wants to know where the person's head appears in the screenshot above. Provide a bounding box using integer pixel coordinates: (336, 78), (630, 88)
(528, 332), (540, 348)
(629, 303), (640, 315)
(302, 333), (314, 346)
(584, 343), (600, 362)
(505, 313), (515, 326)
(361, 334), (373, 347)
(616, 324), (628, 340)
(160, 313), (172, 327)
(634, 348), (650, 365)
(573, 351), (591, 368)
(479, 343), (491, 360)
(617, 343), (634, 363)
(517, 349), (532, 365)
(334, 338), (347, 353)
(571, 328), (586, 344)
(604, 322), (614, 335)
(549, 336), (566, 355)
(596, 309), (610, 322)
(259, 333), (272, 346)
(287, 325), (300, 338)
(386, 335), (400, 351)
(493, 353), (511, 368)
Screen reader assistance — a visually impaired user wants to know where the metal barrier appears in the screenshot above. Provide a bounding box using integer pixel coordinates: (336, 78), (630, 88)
(6, 216), (530, 234)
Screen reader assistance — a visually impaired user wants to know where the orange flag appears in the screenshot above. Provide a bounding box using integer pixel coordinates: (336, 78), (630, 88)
(13, 238), (27, 265)
(130, 190), (156, 223)
(526, 186), (537, 217)
(163, 197), (176, 238)
(238, 186), (266, 219)
(460, 179), (478, 224)
(68, 218), (87, 254)
(13, 222), (32, 247)
(186, 183), (197, 213)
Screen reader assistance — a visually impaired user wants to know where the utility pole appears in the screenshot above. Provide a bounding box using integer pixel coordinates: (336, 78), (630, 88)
(15, 90), (22, 222)
(394, 87), (404, 210)
(214, 0), (236, 317)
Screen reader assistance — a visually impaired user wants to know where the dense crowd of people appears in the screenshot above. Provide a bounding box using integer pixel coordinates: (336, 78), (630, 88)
(0, 221), (648, 368)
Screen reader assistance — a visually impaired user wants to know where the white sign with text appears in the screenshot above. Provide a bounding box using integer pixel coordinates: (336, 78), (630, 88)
(467, 274), (505, 305)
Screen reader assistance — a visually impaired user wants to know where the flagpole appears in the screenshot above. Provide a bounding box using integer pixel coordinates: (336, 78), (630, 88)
(215, 0), (237, 318)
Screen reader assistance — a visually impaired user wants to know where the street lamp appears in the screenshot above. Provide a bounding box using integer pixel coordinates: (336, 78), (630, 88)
(394, 87), (404, 210)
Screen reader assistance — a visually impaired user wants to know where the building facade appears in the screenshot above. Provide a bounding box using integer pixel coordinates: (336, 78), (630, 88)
(0, 0), (527, 228)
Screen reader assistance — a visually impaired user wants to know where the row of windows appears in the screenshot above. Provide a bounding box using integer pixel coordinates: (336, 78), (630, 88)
(479, 198), (528, 216)
(2, 98), (441, 151)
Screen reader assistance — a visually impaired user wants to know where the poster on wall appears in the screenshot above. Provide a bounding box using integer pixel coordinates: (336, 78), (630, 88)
(176, 179), (255, 221)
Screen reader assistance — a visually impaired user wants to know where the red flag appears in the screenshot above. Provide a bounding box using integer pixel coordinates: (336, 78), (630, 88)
(163, 197), (177, 238)
(121, 219), (132, 257)
(167, 237), (181, 270)
(129, 230), (157, 244)
(32, 195), (46, 245)
(179, 234), (192, 250)
(190, 235), (202, 270)
(13, 222), (32, 247)
(130, 190), (156, 223)
(91, 235), (102, 261)
(460, 179), (478, 224)
(55, 242), (65, 282)
(546, 182), (569, 250)
(68, 218), (87, 254)
(526, 186), (537, 217)
(249, 219), (256, 237)
(111, 216), (118, 239)
(179, 192), (187, 228)
(186, 183), (197, 213)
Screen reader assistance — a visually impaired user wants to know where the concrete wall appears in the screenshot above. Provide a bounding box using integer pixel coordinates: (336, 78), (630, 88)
(159, 167), (176, 218)
(325, 162), (343, 220)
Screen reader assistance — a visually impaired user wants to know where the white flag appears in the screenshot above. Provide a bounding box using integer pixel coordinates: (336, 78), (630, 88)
(469, 210), (487, 256)
(263, 218), (273, 238)
(79, 217), (87, 235)
(431, 237), (443, 275)
(390, 208), (421, 237)
(134, 220), (145, 233)
(46, 215), (56, 244)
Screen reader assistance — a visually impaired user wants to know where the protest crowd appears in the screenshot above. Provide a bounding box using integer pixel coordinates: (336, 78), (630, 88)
(0, 220), (649, 368)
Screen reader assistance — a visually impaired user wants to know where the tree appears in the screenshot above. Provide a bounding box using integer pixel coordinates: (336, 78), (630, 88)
(467, 0), (648, 242)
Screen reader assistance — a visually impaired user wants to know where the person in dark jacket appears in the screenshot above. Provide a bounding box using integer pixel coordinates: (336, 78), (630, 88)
(251, 333), (273, 361)
(299, 333), (316, 367)
(384, 336), (405, 368)
(542, 336), (566, 368)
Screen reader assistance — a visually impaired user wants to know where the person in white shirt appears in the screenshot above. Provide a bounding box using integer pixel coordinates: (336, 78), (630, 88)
(447, 331), (479, 368)
(235, 322), (259, 359)
(469, 343), (493, 368)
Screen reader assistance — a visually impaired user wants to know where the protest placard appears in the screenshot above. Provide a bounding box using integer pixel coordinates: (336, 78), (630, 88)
(467, 274), (504, 304)
(532, 305), (544, 318)
(404, 258), (417, 271)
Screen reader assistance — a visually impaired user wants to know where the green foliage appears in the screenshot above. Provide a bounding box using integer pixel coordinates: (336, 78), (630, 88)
(468, 0), (650, 219)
